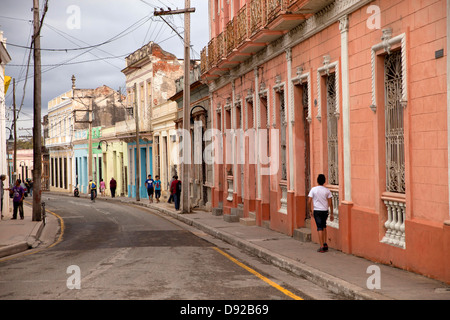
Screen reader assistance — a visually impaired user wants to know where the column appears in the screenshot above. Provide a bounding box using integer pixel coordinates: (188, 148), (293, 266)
(286, 48), (294, 190)
(340, 15), (352, 201)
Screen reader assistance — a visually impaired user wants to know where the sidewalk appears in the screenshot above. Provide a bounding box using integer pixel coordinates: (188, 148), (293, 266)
(1, 192), (450, 300)
(0, 198), (45, 259)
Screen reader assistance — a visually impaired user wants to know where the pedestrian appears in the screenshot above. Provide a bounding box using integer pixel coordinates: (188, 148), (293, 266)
(0, 174), (7, 219)
(89, 179), (97, 202)
(145, 174), (154, 203)
(21, 180), (28, 197)
(167, 176), (175, 203)
(170, 175), (181, 210)
(100, 179), (106, 197)
(12, 179), (25, 220)
(154, 175), (161, 203)
(28, 179), (33, 197)
(307, 174), (334, 253)
(110, 177), (117, 198)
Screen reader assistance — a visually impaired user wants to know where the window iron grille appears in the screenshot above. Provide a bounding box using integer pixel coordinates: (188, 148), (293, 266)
(384, 50), (405, 194)
(327, 73), (338, 185)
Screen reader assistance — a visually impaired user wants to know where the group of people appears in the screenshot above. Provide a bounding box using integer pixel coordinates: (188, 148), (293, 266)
(145, 175), (182, 210)
(88, 177), (117, 202)
(0, 175), (27, 220)
(85, 174), (182, 210)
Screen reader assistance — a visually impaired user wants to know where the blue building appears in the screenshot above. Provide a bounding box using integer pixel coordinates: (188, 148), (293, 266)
(127, 139), (152, 199)
(73, 127), (103, 194)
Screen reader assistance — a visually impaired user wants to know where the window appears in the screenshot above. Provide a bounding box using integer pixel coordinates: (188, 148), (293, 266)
(371, 30), (408, 249)
(384, 50), (405, 194)
(326, 73), (338, 186)
(277, 89), (287, 181)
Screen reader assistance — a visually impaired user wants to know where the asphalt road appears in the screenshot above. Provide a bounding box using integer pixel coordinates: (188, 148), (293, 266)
(0, 194), (340, 302)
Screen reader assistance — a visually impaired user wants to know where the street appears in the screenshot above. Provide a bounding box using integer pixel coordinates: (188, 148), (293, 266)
(0, 194), (340, 301)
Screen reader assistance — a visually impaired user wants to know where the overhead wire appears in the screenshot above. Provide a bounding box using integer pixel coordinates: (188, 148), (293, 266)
(5, 0), (205, 135)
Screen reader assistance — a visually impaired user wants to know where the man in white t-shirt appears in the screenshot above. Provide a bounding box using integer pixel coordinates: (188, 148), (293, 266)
(308, 174), (334, 253)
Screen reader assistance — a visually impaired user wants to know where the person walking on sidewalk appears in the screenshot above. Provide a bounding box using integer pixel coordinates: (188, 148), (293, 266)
(12, 179), (25, 220)
(308, 174), (334, 253)
(89, 179), (97, 202)
(170, 175), (181, 210)
(145, 175), (154, 203)
(100, 179), (106, 197)
(110, 177), (117, 198)
(154, 175), (161, 203)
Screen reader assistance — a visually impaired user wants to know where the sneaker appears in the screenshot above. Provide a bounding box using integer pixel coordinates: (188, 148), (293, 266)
(317, 247), (325, 253)
(323, 243), (328, 251)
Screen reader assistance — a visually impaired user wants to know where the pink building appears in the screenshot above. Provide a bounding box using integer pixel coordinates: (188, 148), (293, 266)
(201, 0), (450, 283)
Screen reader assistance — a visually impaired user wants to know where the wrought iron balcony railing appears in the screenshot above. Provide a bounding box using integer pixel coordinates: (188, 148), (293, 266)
(201, 0), (311, 76)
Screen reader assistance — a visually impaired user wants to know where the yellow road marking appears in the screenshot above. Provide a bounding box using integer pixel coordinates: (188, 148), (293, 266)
(212, 247), (304, 300)
(46, 208), (64, 248)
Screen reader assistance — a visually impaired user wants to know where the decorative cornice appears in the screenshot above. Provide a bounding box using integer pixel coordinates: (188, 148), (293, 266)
(339, 15), (349, 34)
(370, 32), (407, 113)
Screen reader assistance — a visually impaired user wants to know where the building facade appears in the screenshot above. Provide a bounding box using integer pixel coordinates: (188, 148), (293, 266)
(73, 126), (102, 194)
(0, 31), (11, 215)
(46, 90), (75, 193)
(201, 0), (450, 283)
(121, 41), (183, 199)
(96, 126), (128, 197)
(171, 62), (213, 210)
(46, 79), (126, 195)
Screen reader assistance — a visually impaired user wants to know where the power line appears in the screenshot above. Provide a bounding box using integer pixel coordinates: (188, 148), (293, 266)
(6, 14), (153, 52)
(7, 54), (129, 67)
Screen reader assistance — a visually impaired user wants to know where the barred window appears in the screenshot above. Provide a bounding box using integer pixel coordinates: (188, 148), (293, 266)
(384, 50), (405, 193)
(279, 90), (287, 181)
(327, 73), (338, 186)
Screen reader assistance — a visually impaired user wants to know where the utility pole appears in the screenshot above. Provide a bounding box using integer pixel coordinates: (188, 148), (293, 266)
(134, 83), (140, 201)
(32, 0), (43, 221)
(70, 75), (93, 191)
(154, 1), (195, 213)
(88, 98), (93, 181)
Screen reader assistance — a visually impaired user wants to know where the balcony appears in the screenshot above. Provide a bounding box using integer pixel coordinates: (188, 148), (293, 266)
(201, 0), (333, 78)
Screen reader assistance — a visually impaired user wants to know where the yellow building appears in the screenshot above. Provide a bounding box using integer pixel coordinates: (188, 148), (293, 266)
(96, 126), (128, 197)
(46, 90), (75, 193)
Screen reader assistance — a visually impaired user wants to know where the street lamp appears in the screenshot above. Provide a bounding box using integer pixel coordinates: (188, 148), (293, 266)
(6, 127), (14, 144)
(98, 140), (108, 151)
(19, 160), (26, 181)
(189, 105), (208, 126)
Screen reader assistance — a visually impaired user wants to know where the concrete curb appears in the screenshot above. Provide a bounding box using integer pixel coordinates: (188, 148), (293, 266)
(0, 220), (45, 259)
(0, 241), (30, 259)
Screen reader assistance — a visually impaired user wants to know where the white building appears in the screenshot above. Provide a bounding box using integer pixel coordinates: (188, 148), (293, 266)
(0, 31), (12, 215)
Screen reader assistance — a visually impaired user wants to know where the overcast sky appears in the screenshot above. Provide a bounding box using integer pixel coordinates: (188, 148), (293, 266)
(0, 0), (209, 138)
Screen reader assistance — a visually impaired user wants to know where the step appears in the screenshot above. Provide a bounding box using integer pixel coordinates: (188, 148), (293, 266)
(293, 228), (312, 242)
(223, 214), (240, 223)
(239, 217), (256, 226)
(212, 207), (223, 216)
(305, 218), (311, 229)
(230, 207), (244, 218)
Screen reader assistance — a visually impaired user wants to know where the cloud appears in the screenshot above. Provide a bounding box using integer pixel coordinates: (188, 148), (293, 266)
(1, 0), (209, 138)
